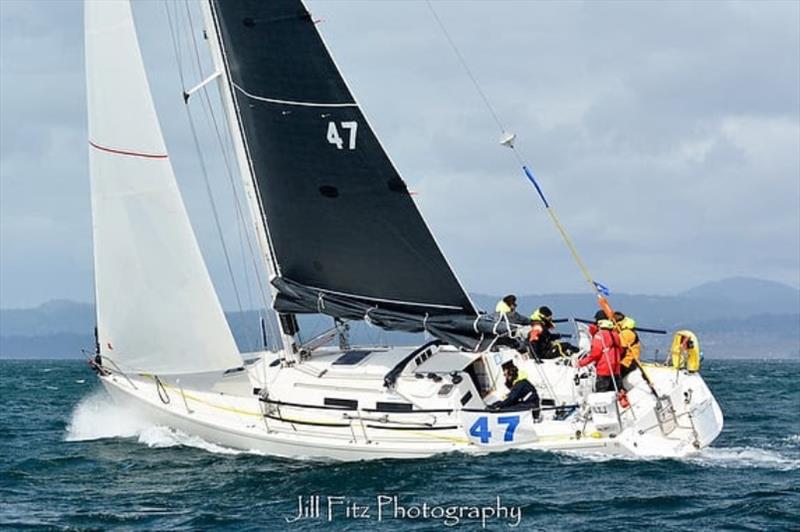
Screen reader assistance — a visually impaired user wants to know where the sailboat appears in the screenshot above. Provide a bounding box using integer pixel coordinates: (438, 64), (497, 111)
(85, 0), (723, 460)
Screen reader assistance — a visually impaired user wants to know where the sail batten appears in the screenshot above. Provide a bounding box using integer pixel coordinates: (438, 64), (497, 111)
(232, 83), (357, 107)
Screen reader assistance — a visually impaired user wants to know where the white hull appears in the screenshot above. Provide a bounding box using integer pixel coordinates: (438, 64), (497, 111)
(97, 342), (724, 461)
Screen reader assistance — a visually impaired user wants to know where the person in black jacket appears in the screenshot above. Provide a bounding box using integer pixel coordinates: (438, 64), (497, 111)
(490, 361), (540, 418)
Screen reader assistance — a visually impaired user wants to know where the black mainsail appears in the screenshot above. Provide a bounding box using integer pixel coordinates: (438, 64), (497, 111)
(209, 0), (509, 349)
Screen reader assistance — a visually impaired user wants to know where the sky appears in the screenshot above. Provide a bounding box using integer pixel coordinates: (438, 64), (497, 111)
(1, 0), (798, 311)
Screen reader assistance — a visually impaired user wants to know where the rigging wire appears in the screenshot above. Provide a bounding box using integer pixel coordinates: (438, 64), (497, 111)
(424, 0), (506, 135)
(425, 1), (613, 313)
(181, 0), (281, 349)
(165, 1), (264, 351)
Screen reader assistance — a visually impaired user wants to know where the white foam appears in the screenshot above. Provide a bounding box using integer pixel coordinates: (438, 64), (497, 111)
(65, 391), (255, 456)
(65, 391), (151, 441)
(687, 446), (800, 471)
(555, 444), (800, 470)
(136, 426), (242, 455)
(781, 434), (800, 444)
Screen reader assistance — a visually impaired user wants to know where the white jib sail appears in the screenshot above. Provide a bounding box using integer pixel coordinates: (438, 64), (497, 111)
(85, 0), (242, 375)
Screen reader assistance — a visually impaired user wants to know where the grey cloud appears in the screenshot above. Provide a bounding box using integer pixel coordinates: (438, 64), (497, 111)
(1, 0), (798, 309)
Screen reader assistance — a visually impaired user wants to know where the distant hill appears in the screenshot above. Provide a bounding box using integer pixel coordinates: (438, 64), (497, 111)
(472, 277), (799, 325)
(681, 277), (800, 314)
(1, 277), (797, 359)
(0, 300), (95, 337)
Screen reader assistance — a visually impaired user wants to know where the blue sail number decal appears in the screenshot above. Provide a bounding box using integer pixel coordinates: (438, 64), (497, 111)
(468, 415), (521, 444)
(498, 416), (521, 442)
(469, 416), (492, 443)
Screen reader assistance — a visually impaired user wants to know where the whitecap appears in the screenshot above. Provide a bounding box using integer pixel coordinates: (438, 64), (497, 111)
(687, 446), (800, 471)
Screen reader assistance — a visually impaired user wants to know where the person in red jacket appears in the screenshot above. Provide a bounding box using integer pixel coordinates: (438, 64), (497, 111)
(578, 310), (622, 392)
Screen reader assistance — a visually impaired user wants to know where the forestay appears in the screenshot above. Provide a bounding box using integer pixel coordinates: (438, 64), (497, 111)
(85, 0), (242, 375)
(208, 0), (517, 348)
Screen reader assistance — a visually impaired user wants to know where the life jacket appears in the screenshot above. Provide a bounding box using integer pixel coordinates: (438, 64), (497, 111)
(619, 328), (640, 368)
(529, 322), (545, 341)
(529, 321), (554, 355)
(505, 369), (528, 389)
(495, 300), (512, 314)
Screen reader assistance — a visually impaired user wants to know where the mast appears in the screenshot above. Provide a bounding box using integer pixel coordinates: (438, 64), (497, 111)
(199, 0), (299, 359)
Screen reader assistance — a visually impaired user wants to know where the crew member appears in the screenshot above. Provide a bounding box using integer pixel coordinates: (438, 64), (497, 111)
(577, 310), (622, 392)
(494, 295), (532, 350)
(490, 361), (540, 417)
(494, 294), (530, 325)
(615, 311), (641, 380)
(528, 306), (556, 358)
(528, 306), (580, 359)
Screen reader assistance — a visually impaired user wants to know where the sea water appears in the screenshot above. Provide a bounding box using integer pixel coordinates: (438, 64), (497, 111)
(1, 358), (798, 530)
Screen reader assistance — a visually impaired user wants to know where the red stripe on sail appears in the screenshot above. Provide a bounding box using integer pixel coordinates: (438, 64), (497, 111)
(89, 140), (168, 159)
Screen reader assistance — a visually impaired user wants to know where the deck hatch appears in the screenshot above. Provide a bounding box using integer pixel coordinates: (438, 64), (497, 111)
(332, 350), (372, 365)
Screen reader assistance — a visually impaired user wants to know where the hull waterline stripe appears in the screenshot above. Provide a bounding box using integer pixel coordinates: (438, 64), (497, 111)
(89, 140), (168, 159)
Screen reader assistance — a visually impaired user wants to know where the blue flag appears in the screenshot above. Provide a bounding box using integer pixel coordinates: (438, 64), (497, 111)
(594, 281), (611, 297)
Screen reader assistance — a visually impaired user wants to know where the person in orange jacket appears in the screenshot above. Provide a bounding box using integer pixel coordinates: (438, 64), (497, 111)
(577, 310), (622, 392)
(528, 306), (555, 357)
(614, 311), (641, 380)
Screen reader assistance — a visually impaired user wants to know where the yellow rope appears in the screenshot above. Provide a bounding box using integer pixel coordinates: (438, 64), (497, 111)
(140, 375), (263, 417)
(546, 208), (596, 293)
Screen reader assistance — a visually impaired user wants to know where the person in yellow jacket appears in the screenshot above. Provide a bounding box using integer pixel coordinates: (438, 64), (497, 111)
(614, 311), (640, 379)
(493, 295), (531, 351)
(494, 295), (531, 326)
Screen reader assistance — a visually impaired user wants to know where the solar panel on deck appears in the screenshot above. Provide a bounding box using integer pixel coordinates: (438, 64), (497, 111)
(332, 350), (372, 366)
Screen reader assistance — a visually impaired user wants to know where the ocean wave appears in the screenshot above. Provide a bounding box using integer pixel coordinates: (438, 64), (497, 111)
(553, 445), (800, 471)
(136, 426), (243, 455)
(687, 446), (800, 471)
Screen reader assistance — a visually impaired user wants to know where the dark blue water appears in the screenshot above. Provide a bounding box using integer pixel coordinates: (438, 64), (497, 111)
(1, 359), (798, 530)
